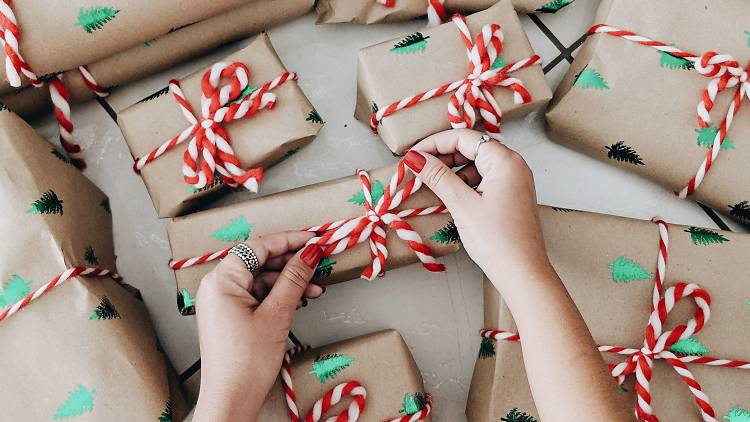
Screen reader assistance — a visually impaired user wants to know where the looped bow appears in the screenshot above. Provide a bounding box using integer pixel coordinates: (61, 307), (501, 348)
(694, 52), (750, 128)
(305, 160), (447, 281)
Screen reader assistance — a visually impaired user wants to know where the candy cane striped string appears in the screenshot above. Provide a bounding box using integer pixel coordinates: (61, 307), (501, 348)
(374, 0), (446, 26)
(170, 160), (449, 280)
(587, 24), (750, 199)
(479, 219), (750, 422)
(0, 267), (120, 323)
(133, 62), (297, 192)
(370, 15), (541, 138)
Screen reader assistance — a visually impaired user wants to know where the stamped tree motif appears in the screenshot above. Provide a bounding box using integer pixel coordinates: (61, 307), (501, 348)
(478, 337), (496, 359)
(348, 179), (384, 206)
(158, 401), (173, 422)
(211, 216), (254, 242)
(536, 0), (570, 13)
(684, 227), (729, 246)
(53, 385), (95, 419)
(391, 33), (430, 54)
(670, 336), (709, 356)
(51, 148), (74, 165)
(84, 246), (99, 265)
(502, 408), (537, 422)
(724, 405), (750, 422)
(399, 392), (428, 415)
(696, 127), (734, 150)
(313, 258), (336, 281)
(0, 275), (32, 309)
(430, 221), (460, 244)
(89, 296), (120, 320)
(659, 51), (694, 70)
(606, 141), (645, 165)
(729, 201), (750, 222)
(177, 288), (196, 315)
(309, 353), (354, 383)
(608, 256), (652, 283)
(306, 109), (325, 124)
(100, 198), (111, 214)
(0, 100), (6, 111)
(75, 6), (120, 33)
(138, 86), (169, 103)
(491, 56), (506, 70)
(27, 190), (64, 215)
(574, 66), (609, 90)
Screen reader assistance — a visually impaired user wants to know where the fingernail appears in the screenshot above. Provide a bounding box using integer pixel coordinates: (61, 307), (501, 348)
(301, 244), (323, 269)
(403, 150), (426, 173)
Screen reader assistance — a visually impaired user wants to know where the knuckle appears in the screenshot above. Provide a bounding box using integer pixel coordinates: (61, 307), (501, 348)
(283, 264), (311, 290)
(423, 163), (450, 188)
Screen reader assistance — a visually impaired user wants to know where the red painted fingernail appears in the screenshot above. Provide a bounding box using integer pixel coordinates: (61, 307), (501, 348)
(403, 150), (426, 173)
(301, 245), (323, 269)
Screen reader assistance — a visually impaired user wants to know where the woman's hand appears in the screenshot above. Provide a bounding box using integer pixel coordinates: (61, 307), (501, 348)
(192, 232), (324, 422)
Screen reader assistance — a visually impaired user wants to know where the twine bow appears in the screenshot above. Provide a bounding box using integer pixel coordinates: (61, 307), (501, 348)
(133, 61), (298, 192)
(588, 25), (750, 199)
(370, 15), (540, 139)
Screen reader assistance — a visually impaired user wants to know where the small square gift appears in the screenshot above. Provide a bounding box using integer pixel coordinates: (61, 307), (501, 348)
(467, 206), (750, 421)
(0, 110), (188, 421)
(546, 0), (750, 223)
(355, 0), (551, 155)
(258, 330), (433, 421)
(167, 162), (460, 315)
(118, 33), (323, 218)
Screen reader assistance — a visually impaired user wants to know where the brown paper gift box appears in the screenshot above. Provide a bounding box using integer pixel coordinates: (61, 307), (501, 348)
(258, 329), (432, 421)
(466, 206), (750, 421)
(316, 0), (573, 24)
(0, 110), (188, 420)
(167, 164), (460, 315)
(0, 0), (315, 119)
(355, 0), (552, 155)
(118, 33), (323, 218)
(546, 0), (750, 224)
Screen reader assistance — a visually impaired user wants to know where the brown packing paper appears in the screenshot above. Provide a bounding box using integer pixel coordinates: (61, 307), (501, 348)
(118, 33), (322, 218)
(466, 206), (750, 421)
(168, 164), (459, 315)
(0, 0), (316, 119)
(355, 0), (551, 155)
(0, 0), (253, 94)
(546, 0), (750, 224)
(258, 329), (431, 421)
(0, 110), (188, 420)
(316, 0), (571, 24)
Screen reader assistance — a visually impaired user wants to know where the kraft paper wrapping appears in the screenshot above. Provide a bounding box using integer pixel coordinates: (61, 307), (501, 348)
(118, 34), (323, 218)
(546, 0), (750, 224)
(0, 0), (316, 119)
(167, 164), (459, 316)
(466, 206), (750, 421)
(316, 0), (572, 24)
(355, 1), (552, 155)
(0, 110), (188, 421)
(0, 0), (253, 94)
(258, 330), (431, 421)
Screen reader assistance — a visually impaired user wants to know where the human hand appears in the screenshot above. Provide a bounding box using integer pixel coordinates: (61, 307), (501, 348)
(192, 232), (325, 422)
(403, 129), (554, 292)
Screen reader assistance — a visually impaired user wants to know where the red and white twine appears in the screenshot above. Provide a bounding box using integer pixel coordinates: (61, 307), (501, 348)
(0, 267), (120, 323)
(375, 0), (447, 26)
(170, 160), (448, 281)
(480, 219), (750, 422)
(370, 15), (540, 139)
(133, 62), (296, 192)
(587, 24), (750, 199)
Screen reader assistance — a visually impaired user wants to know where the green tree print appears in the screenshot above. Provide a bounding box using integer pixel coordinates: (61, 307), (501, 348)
(27, 190), (64, 215)
(684, 227), (729, 246)
(724, 405), (750, 422)
(0, 100), (6, 111)
(608, 256), (652, 283)
(659, 51), (694, 70)
(491, 56), (506, 70)
(84, 246), (99, 265)
(211, 216), (254, 242)
(348, 179), (385, 207)
(574, 66), (609, 90)
(502, 408), (537, 422)
(696, 127), (734, 150)
(188, 169), (224, 193)
(399, 392), (428, 415)
(729, 201), (750, 222)
(478, 337), (496, 359)
(670, 336), (709, 356)
(227, 85), (258, 105)
(313, 258), (336, 281)
(89, 296), (120, 320)
(306, 109), (325, 124)
(177, 288), (196, 315)
(51, 148), (74, 165)
(75, 6), (120, 33)
(158, 401), (173, 422)
(0, 275), (32, 309)
(391, 33), (430, 54)
(430, 221), (461, 244)
(53, 385), (95, 419)
(606, 141), (645, 165)
(536, 0), (570, 13)
(309, 353), (354, 383)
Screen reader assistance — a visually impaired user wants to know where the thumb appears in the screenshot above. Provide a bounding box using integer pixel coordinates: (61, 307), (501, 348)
(403, 150), (478, 212)
(259, 244), (323, 317)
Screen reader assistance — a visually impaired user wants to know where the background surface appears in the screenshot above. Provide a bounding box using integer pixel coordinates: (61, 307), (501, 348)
(30, 1), (747, 420)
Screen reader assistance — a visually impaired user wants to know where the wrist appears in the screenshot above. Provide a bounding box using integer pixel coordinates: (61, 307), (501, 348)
(484, 259), (560, 301)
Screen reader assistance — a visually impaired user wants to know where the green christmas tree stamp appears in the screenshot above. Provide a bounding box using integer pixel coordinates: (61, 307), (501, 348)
(684, 227), (729, 246)
(502, 408), (537, 422)
(75, 6), (120, 33)
(84, 246), (99, 265)
(313, 258), (336, 281)
(696, 127), (734, 150)
(606, 141), (645, 165)
(309, 353), (354, 383)
(724, 405), (750, 422)
(27, 190), (64, 215)
(536, 0), (570, 13)
(211, 216), (254, 242)
(399, 392), (428, 415)
(659, 51), (694, 70)
(188, 169), (224, 193)
(491, 56), (506, 70)
(430, 221), (460, 244)
(670, 336), (709, 356)
(226, 85), (258, 105)
(177, 288), (196, 315)
(306, 109), (325, 124)
(159, 401), (173, 422)
(89, 296), (120, 320)
(729, 201), (750, 222)
(349, 179), (384, 207)
(608, 256), (652, 283)
(391, 33), (430, 54)
(478, 337), (496, 359)
(574, 66), (609, 90)
(53, 385), (95, 419)
(0, 275), (32, 309)
(0, 100), (6, 112)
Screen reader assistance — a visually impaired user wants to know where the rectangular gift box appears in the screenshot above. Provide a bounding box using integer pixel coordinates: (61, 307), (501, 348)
(355, 0), (552, 155)
(546, 0), (750, 224)
(0, 0), (254, 94)
(167, 164), (460, 315)
(316, 0), (574, 24)
(118, 33), (323, 218)
(258, 329), (432, 421)
(0, 110), (188, 421)
(466, 206), (750, 421)
(0, 0), (315, 119)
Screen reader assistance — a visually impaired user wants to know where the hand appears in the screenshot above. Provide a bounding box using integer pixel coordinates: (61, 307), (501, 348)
(192, 232), (325, 422)
(403, 129), (554, 293)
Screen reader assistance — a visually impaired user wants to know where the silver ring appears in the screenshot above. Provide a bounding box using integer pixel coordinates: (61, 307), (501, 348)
(228, 243), (260, 273)
(474, 134), (493, 156)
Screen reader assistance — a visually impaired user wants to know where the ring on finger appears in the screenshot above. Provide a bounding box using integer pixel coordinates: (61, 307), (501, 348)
(474, 134), (495, 156)
(227, 243), (261, 273)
